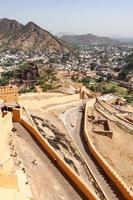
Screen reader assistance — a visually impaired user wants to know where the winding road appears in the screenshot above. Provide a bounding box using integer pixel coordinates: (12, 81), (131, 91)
(60, 105), (125, 200)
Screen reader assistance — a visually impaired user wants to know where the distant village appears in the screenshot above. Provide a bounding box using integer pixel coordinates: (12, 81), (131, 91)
(0, 43), (132, 91)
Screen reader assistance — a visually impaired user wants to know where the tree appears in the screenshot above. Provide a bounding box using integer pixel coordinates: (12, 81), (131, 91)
(96, 76), (104, 83)
(0, 78), (9, 86)
(106, 73), (112, 81)
(82, 76), (90, 86)
(89, 85), (96, 92)
(127, 89), (132, 95)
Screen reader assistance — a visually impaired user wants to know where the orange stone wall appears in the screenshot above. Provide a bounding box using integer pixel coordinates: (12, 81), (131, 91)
(0, 86), (18, 103)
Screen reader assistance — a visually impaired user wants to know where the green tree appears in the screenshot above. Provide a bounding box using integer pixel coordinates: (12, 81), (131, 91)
(82, 76), (90, 86)
(96, 76), (104, 83)
(0, 78), (9, 86)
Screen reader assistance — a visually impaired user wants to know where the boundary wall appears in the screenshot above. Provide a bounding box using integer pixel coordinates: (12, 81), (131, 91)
(84, 99), (133, 200)
(22, 107), (36, 127)
(12, 108), (99, 200)
(0, 111), (33, 200)
(0, 111), (13, 164)
(0, 86), (18, 102)
(20, 94), (80, 109)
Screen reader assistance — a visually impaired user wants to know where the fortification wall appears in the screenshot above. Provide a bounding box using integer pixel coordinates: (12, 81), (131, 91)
(84, 99), (133, 200)
(20, 93), (80, 109)
(0, 86), (18, 103)
(12, 108), (99, 200)
(0, 111), (33, 200)
(0, 111), (13, 163)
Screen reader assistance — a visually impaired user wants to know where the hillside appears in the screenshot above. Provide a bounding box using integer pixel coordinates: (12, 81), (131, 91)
(0, 18), (70, 52)
(0, 18), (23, 47)
(60, 33), (120, 45)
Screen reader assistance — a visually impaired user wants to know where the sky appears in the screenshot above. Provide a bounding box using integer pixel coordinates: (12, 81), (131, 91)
(0, 0), (133, 38)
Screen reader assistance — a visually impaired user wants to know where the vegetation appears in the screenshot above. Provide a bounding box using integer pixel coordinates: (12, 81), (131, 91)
(38, 68), (60, 92)
(81, 76), (91, 85)
(96, 76), (104, 83)
(19, 86), (35, 94)
(1, 62), (32, 80)
(1, 62), (61, 93)
(118, 53), (133, 80)
(124, 96), (133, 104)
(0, 77), (9, 86)
(72, 75), (133, 104)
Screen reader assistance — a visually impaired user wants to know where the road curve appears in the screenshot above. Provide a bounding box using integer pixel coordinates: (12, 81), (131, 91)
(60, 106), (126, 200)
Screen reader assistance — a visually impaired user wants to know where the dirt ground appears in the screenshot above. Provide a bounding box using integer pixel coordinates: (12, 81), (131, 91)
(87, 106), (133, 191)
(29, 101), (97, 192)
(19, 92), (133, 197)
(19, 92), (80, 110)
(18, 93), (102, 198)
(12, 123), (85, 200)
(19, 92), (68, 101)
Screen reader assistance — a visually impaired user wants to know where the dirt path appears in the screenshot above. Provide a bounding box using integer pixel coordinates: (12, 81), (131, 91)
(13, 123), (85, 200)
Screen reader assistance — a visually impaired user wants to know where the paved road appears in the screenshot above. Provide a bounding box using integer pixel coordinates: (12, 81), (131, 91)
(60, 106), (125, 200)
(13, 123), (86, 200)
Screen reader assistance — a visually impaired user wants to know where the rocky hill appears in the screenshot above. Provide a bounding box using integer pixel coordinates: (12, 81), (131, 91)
(0, 18), (70, 52)
(60, 33), (120, 45)
(0, 18), (23, 47)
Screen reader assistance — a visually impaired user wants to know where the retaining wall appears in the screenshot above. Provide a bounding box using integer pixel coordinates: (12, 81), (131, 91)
(0, 85), (18, 102)
(84, 99), (133, 200)
(12, 108), (99, 200)
(20, 94), (80, 109)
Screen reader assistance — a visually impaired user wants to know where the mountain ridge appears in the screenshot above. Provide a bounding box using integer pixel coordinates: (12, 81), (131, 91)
(0, 18), (70, 52)
(60, 33), (120, 45)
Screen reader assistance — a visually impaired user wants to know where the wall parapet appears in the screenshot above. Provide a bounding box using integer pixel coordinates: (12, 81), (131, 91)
(84, 99), (133, 200)
(0, 111), (13, 165)
(0, 85), (18, 103)
(12, 107), (99, 200)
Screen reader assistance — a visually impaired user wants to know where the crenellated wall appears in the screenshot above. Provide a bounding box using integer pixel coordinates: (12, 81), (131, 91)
(84, 99), (133, 200)
(0, 86), (18, 103)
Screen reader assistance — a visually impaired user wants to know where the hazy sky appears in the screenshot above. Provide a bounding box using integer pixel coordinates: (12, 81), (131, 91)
(0, 0), (133, 37)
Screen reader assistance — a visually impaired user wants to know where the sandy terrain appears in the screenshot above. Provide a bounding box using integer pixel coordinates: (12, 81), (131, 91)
(87, 106), (133, 190)
(19, 92), (80, 110)
(13, 123), (85, 200)
(19, 91), (133, 195)
(30, 102), (96, 191)
(19, 92), (68, 101)
(121, 105), (133, 113)
(19, 93), (100, 198)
